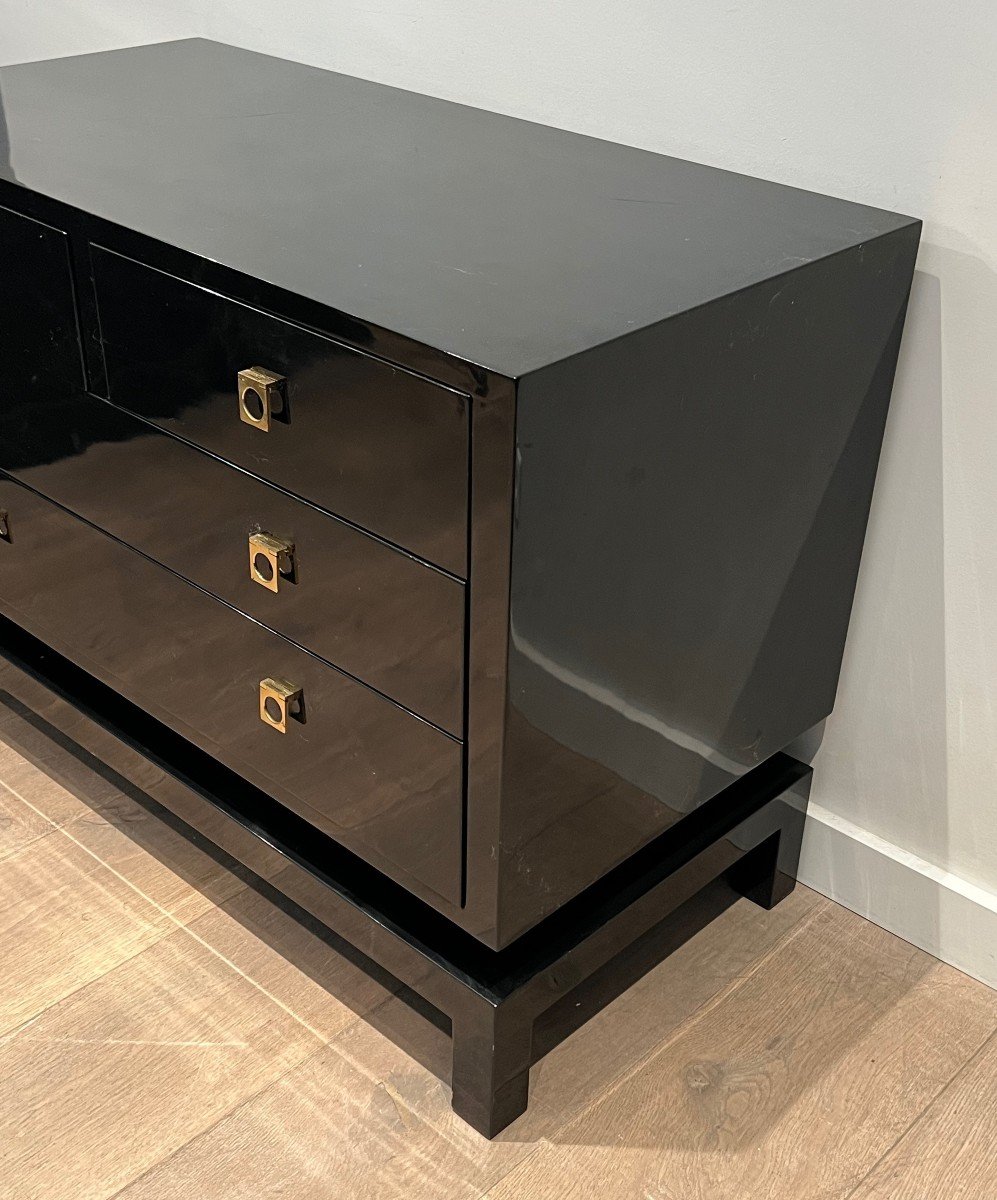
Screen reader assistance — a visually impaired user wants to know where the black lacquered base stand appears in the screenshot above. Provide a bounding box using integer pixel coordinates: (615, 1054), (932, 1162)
(0, 616), (810, 1138)
(448, 767), (808, 1135)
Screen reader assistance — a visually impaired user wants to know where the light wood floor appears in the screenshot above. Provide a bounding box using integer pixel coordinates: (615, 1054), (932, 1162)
(1, 715), (996, 1200)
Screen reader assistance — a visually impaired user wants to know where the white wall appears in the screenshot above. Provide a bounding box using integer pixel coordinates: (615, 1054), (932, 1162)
(3, 2), (996, 982)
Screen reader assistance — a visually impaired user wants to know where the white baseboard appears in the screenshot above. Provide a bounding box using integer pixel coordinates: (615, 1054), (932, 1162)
(799, 802), (997, 991)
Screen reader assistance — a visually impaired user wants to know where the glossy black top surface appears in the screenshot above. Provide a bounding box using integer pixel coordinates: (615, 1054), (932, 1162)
(0, 38), (916, 377)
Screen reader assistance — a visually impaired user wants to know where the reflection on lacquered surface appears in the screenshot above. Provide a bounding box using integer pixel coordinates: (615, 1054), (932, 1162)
(0, 202), (80, 393)
(0, 82), (10, 181)
(495, 224), (919, 945)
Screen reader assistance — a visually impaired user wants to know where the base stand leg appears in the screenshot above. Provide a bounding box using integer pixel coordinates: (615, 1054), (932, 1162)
(730, 793), (807, 910)
(451, 996), (532, 1138)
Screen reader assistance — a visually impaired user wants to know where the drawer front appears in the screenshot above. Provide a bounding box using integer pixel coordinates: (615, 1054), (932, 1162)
(0, 390), (464, 734)
(0, 473), (463, 907)
(1, 205), (81, 392)
(92, 247), (469, 576)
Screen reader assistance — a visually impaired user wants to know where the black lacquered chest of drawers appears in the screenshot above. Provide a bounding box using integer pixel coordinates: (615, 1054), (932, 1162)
(0, 39), (919, 1135)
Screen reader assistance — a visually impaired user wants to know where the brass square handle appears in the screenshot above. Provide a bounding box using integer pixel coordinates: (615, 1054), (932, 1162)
(238, 366), (286, 432)
(259, 677), (303, 733)
(249, 531), (296, 592)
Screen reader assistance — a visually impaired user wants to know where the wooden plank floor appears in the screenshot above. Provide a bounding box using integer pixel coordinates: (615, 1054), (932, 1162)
(1, 719), (995, 1200)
